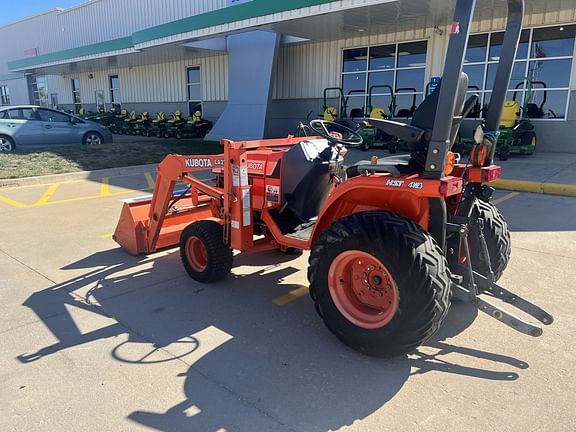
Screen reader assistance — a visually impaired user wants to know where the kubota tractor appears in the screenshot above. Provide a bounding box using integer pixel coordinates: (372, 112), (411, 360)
(114, 0), (552, 357)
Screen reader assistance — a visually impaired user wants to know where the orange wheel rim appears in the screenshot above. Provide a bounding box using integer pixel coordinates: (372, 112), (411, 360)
(186, 236), (208, 272)
(328, 250), (399, 329)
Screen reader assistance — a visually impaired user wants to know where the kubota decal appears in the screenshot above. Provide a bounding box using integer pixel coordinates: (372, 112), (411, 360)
(184, 158), (224, 168)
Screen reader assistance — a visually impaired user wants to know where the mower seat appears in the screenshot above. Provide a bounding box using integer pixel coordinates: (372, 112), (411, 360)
(526, 103), (544, 119)
(350, 108), (365, 118)
(324, 107), (338, 122)
(349, 72), (473, 177)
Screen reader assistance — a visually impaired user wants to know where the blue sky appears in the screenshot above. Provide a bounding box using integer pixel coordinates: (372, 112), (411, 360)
(0, 0), (86, 25)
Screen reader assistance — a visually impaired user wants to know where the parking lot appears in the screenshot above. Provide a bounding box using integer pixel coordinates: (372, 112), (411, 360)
(1, 161), (576, 432)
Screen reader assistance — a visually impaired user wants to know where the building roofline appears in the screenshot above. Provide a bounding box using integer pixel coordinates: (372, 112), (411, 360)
(8, 37), (134, 71)
(0, 9), (62, 30)
(132, 0), (335, 45)
(7, 0), (337, 71)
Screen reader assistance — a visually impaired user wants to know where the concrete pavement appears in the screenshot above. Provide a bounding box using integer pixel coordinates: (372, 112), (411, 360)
(1, 160), (575, 431)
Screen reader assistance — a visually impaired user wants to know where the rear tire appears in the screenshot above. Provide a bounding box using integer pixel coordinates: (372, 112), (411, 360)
(308, 211), (451, 358)
(0, 135), (15, 152)
(180, 221), (233, 283)
(498, 145), (510, 161)
(470, 199), (511, 282)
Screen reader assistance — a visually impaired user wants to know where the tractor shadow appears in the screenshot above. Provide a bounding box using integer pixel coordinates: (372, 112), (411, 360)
(17, 247), (527, 432)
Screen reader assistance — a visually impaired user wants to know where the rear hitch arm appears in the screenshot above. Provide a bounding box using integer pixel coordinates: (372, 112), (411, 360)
(452, 273), (554, 337)
(448, 220), (553, 337)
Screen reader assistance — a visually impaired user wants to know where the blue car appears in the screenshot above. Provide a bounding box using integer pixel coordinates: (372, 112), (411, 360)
(0, 105), (113, 152)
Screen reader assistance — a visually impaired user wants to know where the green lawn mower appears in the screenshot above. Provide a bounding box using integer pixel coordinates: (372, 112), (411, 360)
(89, 107), (119, 127)
(165, 111), (213, 139)
(108, 110), (129, 134)
(162, 110), (186, 138)
(386, 88), (418, 153)
(119, 111), (139, 135)
(458, 78), (543, 160)
(357, 85), (398, 151)
(147, 112), (168, 137)
(132, 112), (151, 136)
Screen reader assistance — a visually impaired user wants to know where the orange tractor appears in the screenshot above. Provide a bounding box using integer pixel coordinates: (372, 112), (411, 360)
(114, 0), (552, 357)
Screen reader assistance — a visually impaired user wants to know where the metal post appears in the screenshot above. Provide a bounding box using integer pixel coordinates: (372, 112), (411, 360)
(423, 0), (476, 179)
(485, 0), (524, 165)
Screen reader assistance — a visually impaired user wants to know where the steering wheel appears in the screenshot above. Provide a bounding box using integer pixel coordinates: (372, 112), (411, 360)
(309, 119), (363, 147)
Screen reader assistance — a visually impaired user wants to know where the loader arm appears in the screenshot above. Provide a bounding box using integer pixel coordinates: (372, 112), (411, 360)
(146, 154), (225, 254)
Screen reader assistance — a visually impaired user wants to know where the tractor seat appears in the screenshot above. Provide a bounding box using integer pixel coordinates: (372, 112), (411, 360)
(350, 72), (476, 177)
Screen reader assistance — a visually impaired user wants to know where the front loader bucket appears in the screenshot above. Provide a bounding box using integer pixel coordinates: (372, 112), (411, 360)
(113, 194), (215, 255)
(113, 199), (152, 255)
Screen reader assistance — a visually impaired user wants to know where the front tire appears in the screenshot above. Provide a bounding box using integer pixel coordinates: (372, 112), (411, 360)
(83, 132), (103, 145)
(180, 221), (233, 283)
(308, 211), (451, 358)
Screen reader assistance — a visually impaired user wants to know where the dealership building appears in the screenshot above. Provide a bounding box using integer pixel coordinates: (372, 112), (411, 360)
(1, 0), (576, 151)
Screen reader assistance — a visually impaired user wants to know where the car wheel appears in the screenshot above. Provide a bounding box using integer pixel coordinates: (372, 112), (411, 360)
(0, 135), (15, 152)
(83, 132), (104, 145)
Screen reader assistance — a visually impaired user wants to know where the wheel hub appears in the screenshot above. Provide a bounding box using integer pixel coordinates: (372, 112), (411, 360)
(328, 250), (399, 329)
(185, 236), (208, 272)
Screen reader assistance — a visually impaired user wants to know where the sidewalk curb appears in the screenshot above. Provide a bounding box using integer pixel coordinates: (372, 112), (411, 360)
(492, 179), (576, 197)
(0, 164), (158, 188)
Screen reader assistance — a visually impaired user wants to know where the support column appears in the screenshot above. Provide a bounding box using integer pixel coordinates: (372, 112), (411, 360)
(206, 31), (280, 141)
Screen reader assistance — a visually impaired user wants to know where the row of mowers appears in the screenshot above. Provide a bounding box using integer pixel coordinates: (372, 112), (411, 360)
(79, 107), (213, 139)
(323, 77), (543, 160)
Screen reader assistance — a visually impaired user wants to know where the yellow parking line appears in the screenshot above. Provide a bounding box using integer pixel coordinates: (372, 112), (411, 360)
(100, 233), (114, 239)
(492, 192), (520, 206)
(0, 186), (152, 209)
(144, 172), (156, 189)
(35, 183), (61, 206)
(273, 286), (310, 306)
(0, 195), (29, 209)
(43, 188), (152, 206)
(100, 177), (110, 196)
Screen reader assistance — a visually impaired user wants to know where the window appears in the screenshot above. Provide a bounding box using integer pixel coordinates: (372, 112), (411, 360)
(32, 75), (49, 107)
(0, 86), (10, 105)
(187, 66), (202, 115)
(4, 108), (39, 120)
(95, 90), (105, 112)
(71, 79), (82, 114)
(464, 25), (575, 120)
(109, 75), (121, 104)
(341, 41), (428, 117)
(37, 109), (71, 123)
(50, 93), (59, 108)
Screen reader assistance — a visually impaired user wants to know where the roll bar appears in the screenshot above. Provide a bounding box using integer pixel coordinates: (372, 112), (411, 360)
(423, 0), (524, 178)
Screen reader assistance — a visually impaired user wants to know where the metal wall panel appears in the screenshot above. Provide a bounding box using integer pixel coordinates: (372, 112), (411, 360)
(47, 52), (228, 107)
(0, 12), (61, 73)
(0, 78), (31, 105)
(53, 0), (227, 50)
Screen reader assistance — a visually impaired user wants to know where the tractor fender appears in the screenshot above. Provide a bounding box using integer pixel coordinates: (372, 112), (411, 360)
(310, 176), (430, 246)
